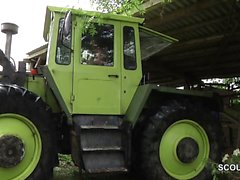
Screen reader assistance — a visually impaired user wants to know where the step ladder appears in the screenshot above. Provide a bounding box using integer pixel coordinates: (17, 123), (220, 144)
(72, 115), (131, 174)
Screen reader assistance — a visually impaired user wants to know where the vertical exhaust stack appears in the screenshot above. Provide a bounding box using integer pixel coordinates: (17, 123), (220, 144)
(1, 23), (18, 60)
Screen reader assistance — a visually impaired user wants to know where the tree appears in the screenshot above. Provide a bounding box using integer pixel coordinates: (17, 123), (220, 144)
(90, 0), (144, 14)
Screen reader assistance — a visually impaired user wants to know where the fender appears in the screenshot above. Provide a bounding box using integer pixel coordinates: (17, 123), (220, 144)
(124, 84), (216, 126)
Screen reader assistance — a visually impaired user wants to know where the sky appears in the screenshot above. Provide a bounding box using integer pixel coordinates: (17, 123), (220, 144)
(0, 0), (93, 62)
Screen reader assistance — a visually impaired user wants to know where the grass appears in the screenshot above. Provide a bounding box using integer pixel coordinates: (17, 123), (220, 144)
(53, 154), (131, 180)
(53, 154), (79, 179)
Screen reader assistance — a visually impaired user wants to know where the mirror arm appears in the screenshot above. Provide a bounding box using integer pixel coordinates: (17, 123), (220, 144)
(61, 43), (74, 53)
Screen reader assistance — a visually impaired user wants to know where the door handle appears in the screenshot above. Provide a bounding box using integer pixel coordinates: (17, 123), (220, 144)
(108, 74), (119, 78)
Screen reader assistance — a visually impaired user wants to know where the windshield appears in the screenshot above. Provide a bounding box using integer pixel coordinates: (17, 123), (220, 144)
(139, 26), (177, 61)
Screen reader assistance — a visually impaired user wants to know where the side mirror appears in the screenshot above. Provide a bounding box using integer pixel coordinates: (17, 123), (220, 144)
(57, 11), (73, 53)
(63, 11), (72, 37)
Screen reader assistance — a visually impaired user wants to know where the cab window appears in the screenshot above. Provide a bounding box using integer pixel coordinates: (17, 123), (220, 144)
(56, 19), (72, 65)
(81, 23), (114, 66)
(123, 26), (136, 70)
(139, 27), (172, 61)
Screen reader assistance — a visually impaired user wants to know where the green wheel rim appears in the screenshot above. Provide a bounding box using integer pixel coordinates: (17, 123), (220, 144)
(159, 120), (210, 180)
(0, 113), (42, 180)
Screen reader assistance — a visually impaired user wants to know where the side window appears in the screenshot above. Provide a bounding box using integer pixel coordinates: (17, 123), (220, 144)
(81, 23), (114, 66)
(123, 26), (136, 70)
(56, 19), (71, 65)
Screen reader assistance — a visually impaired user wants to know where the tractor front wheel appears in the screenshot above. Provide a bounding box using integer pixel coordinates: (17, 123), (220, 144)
(0, 85), (55, 180)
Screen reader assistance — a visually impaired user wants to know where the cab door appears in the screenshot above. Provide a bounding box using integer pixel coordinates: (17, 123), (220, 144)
(120, 23), (142, 113)
(72, 18), (122, 115)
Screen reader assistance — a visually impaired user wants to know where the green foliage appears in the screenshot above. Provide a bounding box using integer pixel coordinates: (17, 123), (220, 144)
(90, 0), (144, 15)
(222, 78), (240, 105)
(53, 154), (131, 179)
(204, 77), (240, 105)
(209, 149), (240, 180)
(54, 154), (78, 177)
(81, 0), (145, 38)
(83, 0), (173, 38)
(81, 15), (99, 36)
(224, 77), (240, 88)
(90, 0), (173, 15)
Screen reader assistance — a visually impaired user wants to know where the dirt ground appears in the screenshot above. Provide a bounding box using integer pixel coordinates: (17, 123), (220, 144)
(54, 174), (131, 180)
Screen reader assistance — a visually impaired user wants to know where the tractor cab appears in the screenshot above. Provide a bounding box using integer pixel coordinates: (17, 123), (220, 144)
(39, 6), (176, 117)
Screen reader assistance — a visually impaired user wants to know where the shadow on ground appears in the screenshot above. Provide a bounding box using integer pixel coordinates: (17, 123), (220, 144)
(54, 172), (131, 180)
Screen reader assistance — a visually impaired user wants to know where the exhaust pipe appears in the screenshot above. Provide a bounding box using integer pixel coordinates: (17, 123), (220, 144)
(1, 23), (18, 60)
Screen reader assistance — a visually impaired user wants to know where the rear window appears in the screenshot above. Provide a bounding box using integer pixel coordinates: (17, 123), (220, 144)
(139, 27), (173, 61)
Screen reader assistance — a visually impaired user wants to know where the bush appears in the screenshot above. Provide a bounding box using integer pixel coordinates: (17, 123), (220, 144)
(210, 148), (240, 180)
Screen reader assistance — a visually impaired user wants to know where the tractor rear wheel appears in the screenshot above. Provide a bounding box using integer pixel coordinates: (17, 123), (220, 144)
(134, 99), (222, 180)
(0, 84), (55, 180)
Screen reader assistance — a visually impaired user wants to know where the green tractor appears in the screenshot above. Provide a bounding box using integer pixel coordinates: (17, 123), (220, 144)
(0, 6), (223, 180)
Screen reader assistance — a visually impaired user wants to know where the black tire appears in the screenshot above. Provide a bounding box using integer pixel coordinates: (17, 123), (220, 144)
(0, 84), (55, 180)
(133, 99), (222, 180)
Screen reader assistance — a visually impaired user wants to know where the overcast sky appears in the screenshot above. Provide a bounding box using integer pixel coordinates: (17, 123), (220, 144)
(0, 0), (93, 62)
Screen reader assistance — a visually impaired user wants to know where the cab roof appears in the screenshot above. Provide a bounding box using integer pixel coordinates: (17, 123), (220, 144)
(43, 6), (144, 41)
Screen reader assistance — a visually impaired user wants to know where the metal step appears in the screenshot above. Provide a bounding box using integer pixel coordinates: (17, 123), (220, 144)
(80, 129), (122, 149)
(80, 125), (120, 130)
(87, 167), (128, 173)
(82, 147), (122, 152)
(74, 115), (123, 127)
(72, 115), (130, 174)
(83, 151), (125, 172)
